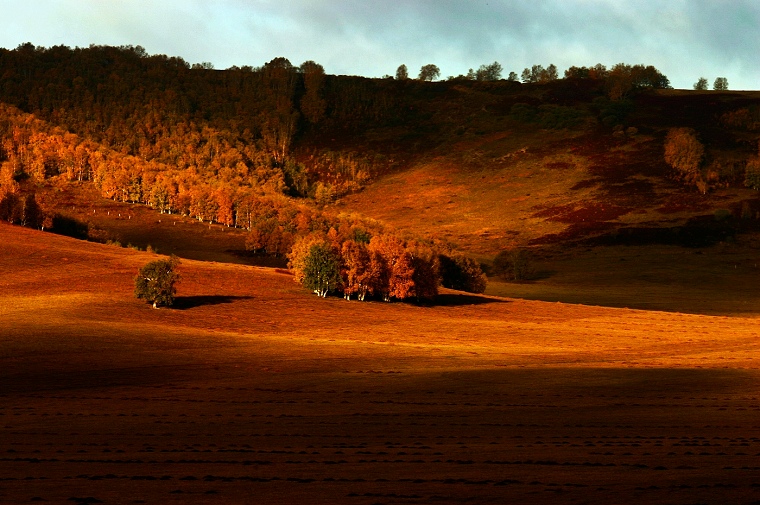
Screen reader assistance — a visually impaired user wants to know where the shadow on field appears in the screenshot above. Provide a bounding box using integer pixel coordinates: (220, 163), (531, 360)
(433, 293), (509, 306)
(173, 295), (254, 310)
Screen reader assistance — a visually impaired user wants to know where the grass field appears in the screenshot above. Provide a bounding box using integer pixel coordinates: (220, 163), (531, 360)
(2, 222), (760, 504)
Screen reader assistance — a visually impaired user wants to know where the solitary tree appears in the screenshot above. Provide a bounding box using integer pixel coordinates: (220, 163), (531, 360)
(134, 256), (180, 308)
(395, 64), (408, 80)
(714, 77), (729, 90)
(418, 64), (440, 81)
(693, 77), (709, 90)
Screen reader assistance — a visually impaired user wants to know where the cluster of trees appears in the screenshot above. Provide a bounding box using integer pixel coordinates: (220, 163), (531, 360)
(521, 64), (559, 84)
(565, 63), (670, 100)
(236, 192), (487, 300)
(288, 228), (486, 301)
(693, 77), (729, 91)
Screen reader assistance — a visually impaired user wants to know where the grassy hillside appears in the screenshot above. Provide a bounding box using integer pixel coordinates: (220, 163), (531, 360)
(337, 88), (760, 256)
(3, 45), (760, 312)
(3, 223), (760, 504)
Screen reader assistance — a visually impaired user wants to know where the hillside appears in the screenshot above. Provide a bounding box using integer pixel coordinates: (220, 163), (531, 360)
(2, 44), (760, 310)
(3, 223), (760, 504)
(337, 88), (760, 256)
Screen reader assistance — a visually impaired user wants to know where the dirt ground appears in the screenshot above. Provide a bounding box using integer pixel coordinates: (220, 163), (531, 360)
(2, 223), (760, 504)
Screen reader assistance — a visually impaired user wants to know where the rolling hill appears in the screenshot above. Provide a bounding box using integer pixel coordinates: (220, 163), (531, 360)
(3, 223), (760, 504)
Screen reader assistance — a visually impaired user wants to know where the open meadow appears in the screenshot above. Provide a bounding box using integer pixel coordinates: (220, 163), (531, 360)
(2, 222), (760, 504)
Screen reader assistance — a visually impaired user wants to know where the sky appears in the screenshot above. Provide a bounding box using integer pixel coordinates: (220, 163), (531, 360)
(1, 0), (758, 90)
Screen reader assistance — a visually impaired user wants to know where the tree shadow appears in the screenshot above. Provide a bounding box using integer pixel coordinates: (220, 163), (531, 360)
(431, 293), (509, 307)
(173, 295), (254, 310)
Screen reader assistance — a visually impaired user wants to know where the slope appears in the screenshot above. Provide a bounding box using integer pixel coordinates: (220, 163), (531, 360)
(2, 223), (760, 503)
(337, 88), (760, 257)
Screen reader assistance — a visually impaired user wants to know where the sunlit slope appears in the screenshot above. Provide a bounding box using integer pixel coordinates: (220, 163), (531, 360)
(337, 128), (752, 257)
(2, 222), (759, 371)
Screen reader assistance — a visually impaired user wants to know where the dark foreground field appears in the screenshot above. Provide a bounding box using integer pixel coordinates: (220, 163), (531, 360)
(2, 223), (760, 504)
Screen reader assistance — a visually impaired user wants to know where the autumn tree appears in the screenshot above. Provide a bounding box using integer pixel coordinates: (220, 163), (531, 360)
(418, 64), (440, 81)
(409, 245), (439, 300)
(341, 240), (373, 300)
(693, 77), (709, 90)
(714, 77), (729, 90)
(134, 256), (180, 308)
(744, 156), (760, 190)
(664, 127), (705, 189)
(389, 249), (415, 300)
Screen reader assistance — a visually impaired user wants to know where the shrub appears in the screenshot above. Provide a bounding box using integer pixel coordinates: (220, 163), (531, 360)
(134, 256), (180, 308)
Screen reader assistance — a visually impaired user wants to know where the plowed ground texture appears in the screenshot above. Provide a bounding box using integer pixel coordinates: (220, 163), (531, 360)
(2, 223), (760, 505)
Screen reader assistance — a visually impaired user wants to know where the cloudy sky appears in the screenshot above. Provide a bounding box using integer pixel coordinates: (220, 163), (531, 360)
(2, 0), (758, 90)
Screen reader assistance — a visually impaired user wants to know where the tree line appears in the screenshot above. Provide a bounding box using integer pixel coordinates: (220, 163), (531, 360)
(393, 60), (671, 100)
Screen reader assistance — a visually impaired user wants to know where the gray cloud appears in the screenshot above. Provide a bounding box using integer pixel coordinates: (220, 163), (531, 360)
(0, 0), (757, 89)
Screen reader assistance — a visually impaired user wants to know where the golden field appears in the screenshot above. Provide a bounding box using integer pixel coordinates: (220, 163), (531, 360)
(2, 222), (760, 504)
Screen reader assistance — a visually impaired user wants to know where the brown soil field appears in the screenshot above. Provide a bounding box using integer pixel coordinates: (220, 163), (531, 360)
(2, 222), (760, 504)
